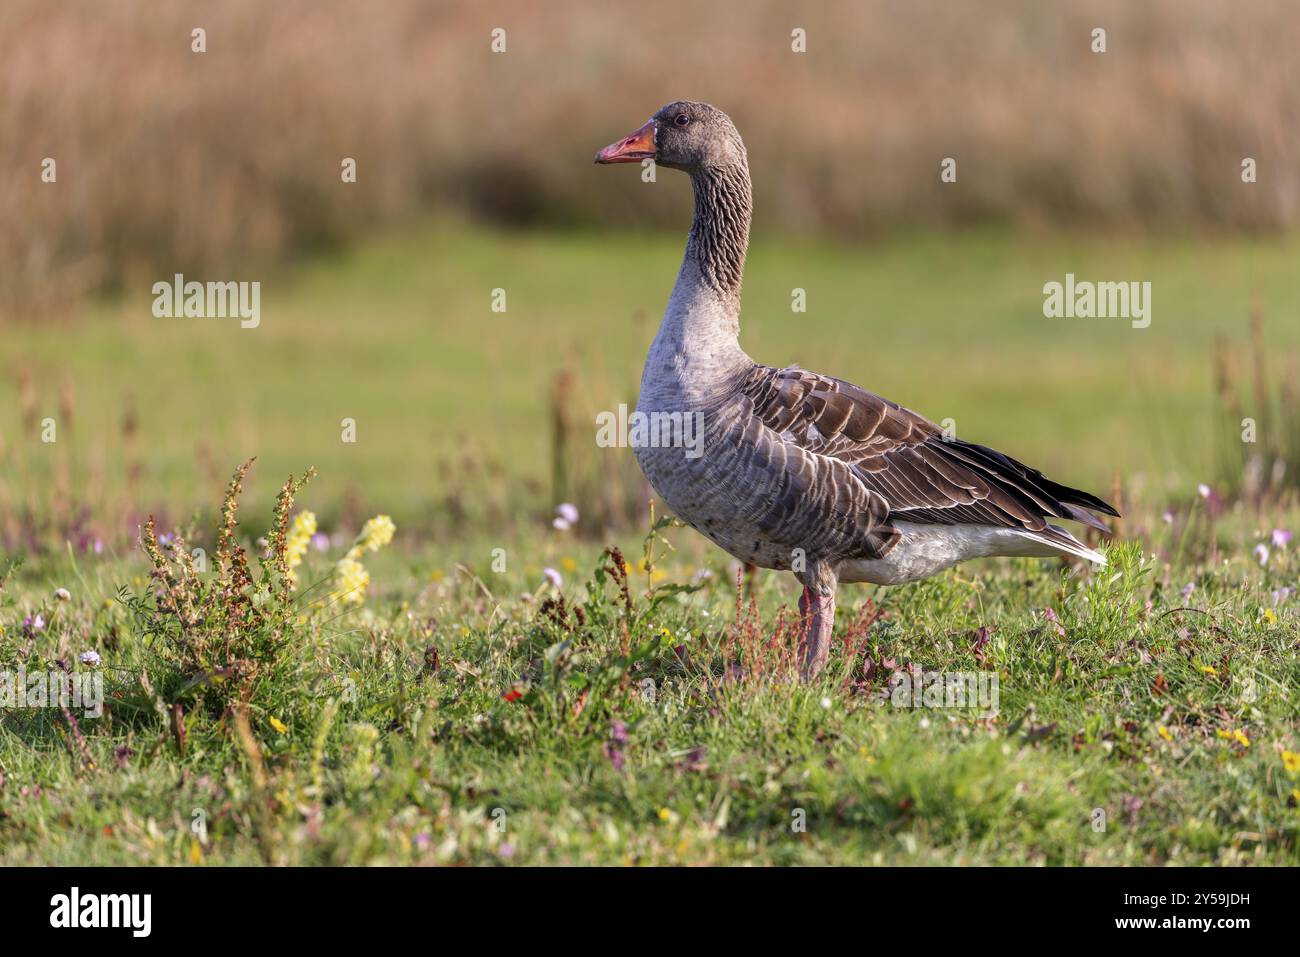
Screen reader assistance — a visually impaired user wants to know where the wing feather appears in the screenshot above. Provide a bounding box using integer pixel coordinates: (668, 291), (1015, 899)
(739, 365), (1119, 548)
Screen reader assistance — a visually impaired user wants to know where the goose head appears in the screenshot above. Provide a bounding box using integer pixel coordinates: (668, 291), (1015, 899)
(595, 101), (746, 172)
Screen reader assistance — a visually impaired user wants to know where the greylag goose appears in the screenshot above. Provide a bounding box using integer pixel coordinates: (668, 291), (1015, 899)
(595, 101), (1119, 679)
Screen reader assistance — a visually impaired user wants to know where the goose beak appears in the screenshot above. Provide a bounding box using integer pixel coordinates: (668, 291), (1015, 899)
(595, 120), (656, 164)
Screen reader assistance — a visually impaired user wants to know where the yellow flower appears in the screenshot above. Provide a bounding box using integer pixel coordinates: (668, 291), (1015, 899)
(1201, 665), (1218, 677)
(658, 807), (672, 822)
(560, 557), (577, 572)
(430, 569), (445, 583)
(269, 716), (288, 734)
(1157, 725), (1173, 742)
(1234, 729), (1250, 747)
(284, 510), (316, 587)
(331, 556), (370, 606)
(1282, 750), (1300, 774)
(357, 515), (396, 553)
(1262, 608), (1277, 625)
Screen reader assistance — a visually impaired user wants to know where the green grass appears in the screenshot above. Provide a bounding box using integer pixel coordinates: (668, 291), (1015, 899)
(1, 492), (1297, 866)
(2, 220), (1298, 531)
(1, 224), (1298, 865)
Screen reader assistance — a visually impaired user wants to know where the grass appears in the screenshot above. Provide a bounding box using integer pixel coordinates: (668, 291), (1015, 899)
(2, 219), (1299, 541)
(9, 0), (1299, 317)
(1, 224), (1298, 865)
(0, 463), (1298, 866)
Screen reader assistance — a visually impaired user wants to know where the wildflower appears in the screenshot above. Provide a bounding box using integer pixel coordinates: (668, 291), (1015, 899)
(22, 614), (44, 635)
(502, 689), (524, 703)
(1233, 729), (1250, 747)
(1273, 528), (1292, 549)
(357, 515), (396, 553)
(1180, 582), (1195, 599)
(1253, 543), (1270, 566)
(79, 650), (101, 667)
(54, 588), (71, 602)
(310, 531), (330, 552)
(1201, 665), (1217, 676)
(542, 567), (563, 589)
(560, 556), (577, 572)
(604, 720), (628, 773)
(1282, 750), (1300, 774)
(658, 807), (672, 822)
(331, 556), (370, 606)
(498, 842), (516, 859)
(1157, 725), (1173, 742)
(284, 510), (317, 587)
(1262, 607), (1277, 625)
(552, 503), (579, 530)
(269, 716), (288, 734)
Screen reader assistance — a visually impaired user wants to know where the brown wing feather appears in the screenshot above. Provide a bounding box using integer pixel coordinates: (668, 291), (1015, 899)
(740, 365), (1118, 545)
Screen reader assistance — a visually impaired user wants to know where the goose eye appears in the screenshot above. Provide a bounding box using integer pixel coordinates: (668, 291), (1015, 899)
(674, 113), (690, 127)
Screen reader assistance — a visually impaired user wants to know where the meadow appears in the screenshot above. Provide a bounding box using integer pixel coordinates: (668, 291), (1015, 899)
(1, 223), (1298, 865)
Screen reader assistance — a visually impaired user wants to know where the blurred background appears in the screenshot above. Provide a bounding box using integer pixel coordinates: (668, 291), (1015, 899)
(2, 0), (1298, 551)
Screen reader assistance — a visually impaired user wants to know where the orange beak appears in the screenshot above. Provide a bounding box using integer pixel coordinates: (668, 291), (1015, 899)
(594, 119), (656, 164)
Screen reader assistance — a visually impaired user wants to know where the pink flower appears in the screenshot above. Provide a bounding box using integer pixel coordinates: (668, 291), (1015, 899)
(552, 503), (579, 531)
(1253, 543), (1270, 566)
(1272, 528), (1291, 549)
(542, 567), (563, 589)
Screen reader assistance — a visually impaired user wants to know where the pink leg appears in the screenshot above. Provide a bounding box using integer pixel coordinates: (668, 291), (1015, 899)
(797, 586), (837, 680)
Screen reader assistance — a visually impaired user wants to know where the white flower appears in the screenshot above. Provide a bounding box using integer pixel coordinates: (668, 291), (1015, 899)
(552, 517), (571, 531)
(54, 587), (71, 602)
(542, 567), (563, 589)
(555, 503), (579, 525)
(1253, 543), (1270, 566)
(79, 650), (101, 667)
(819, 697), (832, 710)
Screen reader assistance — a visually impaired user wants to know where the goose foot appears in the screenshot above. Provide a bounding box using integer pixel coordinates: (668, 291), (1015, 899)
(797, 586), (836, 680)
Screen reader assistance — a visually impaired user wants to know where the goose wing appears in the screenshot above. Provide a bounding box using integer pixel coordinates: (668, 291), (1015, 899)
(738, 365), (1118, 551)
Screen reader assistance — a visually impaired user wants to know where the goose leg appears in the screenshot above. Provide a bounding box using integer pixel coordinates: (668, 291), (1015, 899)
(797, 586), (837, 680)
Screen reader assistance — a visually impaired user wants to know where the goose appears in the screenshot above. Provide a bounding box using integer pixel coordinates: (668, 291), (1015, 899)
(595, 101), (1118, 679)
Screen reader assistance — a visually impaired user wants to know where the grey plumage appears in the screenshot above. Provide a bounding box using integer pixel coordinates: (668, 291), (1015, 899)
(597, 100), (1118, 678)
